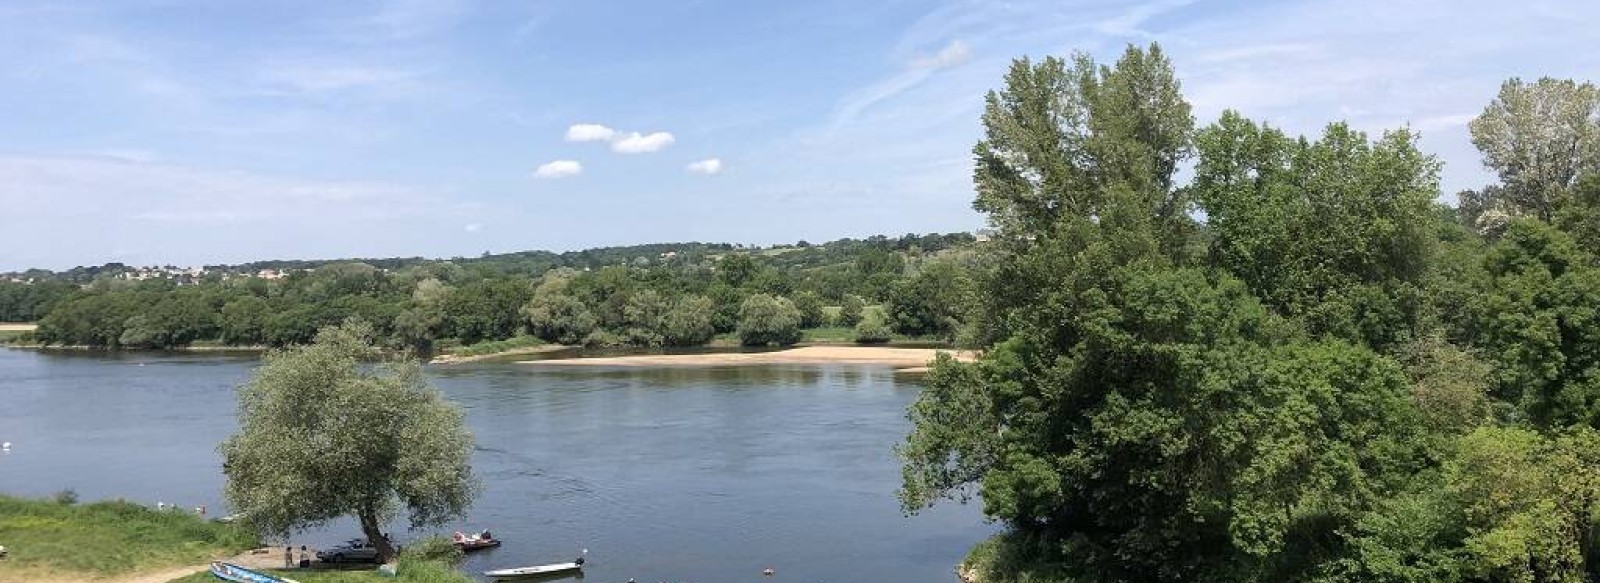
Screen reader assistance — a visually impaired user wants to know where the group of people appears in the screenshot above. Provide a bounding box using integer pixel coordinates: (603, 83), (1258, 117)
(282, 545), (310, 568)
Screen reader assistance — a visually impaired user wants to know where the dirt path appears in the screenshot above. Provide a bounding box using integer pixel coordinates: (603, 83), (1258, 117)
(107, 564), (207, 583)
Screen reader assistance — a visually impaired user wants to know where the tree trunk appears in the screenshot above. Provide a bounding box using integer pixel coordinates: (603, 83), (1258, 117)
(358, 506), (397, 563)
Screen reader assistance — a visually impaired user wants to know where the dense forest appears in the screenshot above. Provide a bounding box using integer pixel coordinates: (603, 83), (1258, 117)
(900, 44), (1600, 582)
(0, 233), (977, 351)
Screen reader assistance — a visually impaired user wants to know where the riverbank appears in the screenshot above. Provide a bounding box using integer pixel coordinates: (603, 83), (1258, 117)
(0, 494), (259, 583)
(520, 345), (975, 370)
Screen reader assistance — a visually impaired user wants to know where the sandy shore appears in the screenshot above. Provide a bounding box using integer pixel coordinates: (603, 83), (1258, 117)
(0, 323), (36, 332)
(521, 345), (975, 370)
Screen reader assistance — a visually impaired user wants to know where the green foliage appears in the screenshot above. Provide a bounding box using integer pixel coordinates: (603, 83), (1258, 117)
(1468, 78), (1600, 222)
(219, 321), (477, 562)
(853, 313), (893, 344)
(886, 261), (969, 339)
(792, 290), (826, 328)
(736, 294), (802, 346)
(0, 493), (258, 578)
(837, 294), (866, 326)
(11, 235), (975, 353)
(717, 253), (759, 287)
(1466, 220), (1600, 428)
(441, 335), (545, 358)
(1192, 112), (1439, 350)
(50, 489), (78, 505)
(1557, 174), (1600, 256)
(662, 295), (716, 346)
(1444, 427), (1600, 582)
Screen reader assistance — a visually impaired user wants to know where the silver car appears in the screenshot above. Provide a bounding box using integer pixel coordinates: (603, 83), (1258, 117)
(316, 538), (380, 563)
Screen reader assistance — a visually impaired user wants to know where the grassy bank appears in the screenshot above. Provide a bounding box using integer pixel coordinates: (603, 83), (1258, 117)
(0, 493), (257, 580)
(165, 560), (474, 583)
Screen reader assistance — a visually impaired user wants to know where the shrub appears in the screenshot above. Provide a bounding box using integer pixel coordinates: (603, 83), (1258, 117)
(52, 488), (79, 505)
(737, 294), (802, 346)
(854, 315), (893, 344)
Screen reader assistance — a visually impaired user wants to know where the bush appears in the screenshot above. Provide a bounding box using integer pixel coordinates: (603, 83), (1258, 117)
(854, 315), (893, 344)
(837, 295), (865, 326)
(399, 536), (465, 566)
(737, 294), (802, 346)
(52, 488), (79, 505)
(792, 291), (826, 328)
(581, 329), (625, 348)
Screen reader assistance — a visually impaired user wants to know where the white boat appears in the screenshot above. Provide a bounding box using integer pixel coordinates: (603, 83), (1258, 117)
(484, 551), (586, 579)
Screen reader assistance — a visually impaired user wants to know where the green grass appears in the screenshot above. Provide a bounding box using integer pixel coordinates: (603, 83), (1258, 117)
(439, 335), (547, 357)
(0, 329), (28, 343)
(165, 560), (474, 583)
(0, 493), (259, 579)
(801, 326), (856, 342)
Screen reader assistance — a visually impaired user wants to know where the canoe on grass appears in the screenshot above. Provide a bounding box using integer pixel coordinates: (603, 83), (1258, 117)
(209, 562), (300, 583)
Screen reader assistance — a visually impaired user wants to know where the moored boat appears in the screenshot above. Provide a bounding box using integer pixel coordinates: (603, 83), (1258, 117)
(484, 551), (586, 579)
(453, 529), (503, 551)
(209, 561), (300, 583)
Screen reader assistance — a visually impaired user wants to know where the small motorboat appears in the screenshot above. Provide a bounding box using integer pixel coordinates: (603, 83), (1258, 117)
(453, 529), (503, 552)
(484, 551), (586, 580)
(209, 561), (300, 583)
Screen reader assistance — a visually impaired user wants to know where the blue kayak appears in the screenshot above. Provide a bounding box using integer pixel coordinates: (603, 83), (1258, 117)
(209, 562), (299, 583)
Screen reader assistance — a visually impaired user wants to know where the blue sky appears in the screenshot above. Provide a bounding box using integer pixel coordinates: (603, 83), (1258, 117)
(1, 0), (1597, 270)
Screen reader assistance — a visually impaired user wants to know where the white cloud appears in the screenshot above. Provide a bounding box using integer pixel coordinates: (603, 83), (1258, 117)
(911, 40), (973, 69)
(565, 123), (617, 142)
(534, 160), (582, 178)
(686, 158), (724, 175)
(464, 223), (482, 232)
(610, 132), (676, 154)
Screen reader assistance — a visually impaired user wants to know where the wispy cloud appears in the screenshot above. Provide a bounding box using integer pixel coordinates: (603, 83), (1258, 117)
(686, 158), (724, 175)
(827, 39), (975, 132)
(534, 160), (582, 178)
(611, 132), (675, 154)
(911, 40), (973, 69)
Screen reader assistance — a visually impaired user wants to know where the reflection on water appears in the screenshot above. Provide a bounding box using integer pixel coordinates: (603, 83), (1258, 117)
(0, 349), (991, 583)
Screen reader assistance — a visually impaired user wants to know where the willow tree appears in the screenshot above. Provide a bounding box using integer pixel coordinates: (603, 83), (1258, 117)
(220, 320), (477, 562)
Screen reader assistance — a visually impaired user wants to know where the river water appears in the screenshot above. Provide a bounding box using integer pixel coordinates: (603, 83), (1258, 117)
(0, 348), (991, 582)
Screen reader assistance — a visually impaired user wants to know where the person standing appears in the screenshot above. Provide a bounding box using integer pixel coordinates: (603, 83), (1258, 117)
(284, 546), (293, 568)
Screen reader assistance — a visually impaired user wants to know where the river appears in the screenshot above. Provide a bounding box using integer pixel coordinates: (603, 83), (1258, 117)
(0, 348), (991, 582)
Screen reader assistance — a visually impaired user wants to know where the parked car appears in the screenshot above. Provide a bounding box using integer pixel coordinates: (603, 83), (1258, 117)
(316, 538), (380, 563)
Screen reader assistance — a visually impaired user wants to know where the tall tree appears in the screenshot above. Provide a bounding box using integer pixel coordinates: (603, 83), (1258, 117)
(1468, 77), (1600, 222)
(220, 321), (477, 562)
(902, 44), (1431, 582)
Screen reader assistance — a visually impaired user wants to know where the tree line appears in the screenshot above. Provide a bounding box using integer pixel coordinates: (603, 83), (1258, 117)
(8, 233), (980, 351)
(901, 44), (1600, 582)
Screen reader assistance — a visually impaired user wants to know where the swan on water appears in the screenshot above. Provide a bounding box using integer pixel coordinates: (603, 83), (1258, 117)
(2, 442), (10, 450)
